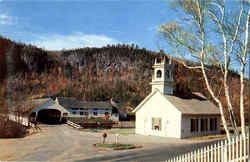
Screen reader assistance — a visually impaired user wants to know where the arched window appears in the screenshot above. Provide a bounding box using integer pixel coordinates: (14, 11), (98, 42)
(156, 70), (162, 78)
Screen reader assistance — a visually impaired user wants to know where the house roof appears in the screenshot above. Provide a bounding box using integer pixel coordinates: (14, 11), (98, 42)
(133, 89), (220, 115)
(57, 97), (114, 110)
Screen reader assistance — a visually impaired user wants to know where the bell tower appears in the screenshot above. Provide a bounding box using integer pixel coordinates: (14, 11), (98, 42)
(150, 56), (174, 95)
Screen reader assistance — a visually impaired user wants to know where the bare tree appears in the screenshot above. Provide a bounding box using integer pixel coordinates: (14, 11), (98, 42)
(158, 0), (249, 140)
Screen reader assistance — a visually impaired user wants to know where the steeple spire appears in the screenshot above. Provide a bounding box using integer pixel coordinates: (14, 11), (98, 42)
(150, 56), (174, 95)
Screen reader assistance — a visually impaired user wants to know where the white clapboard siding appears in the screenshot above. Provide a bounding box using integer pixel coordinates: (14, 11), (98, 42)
(166, 133), (249, 162)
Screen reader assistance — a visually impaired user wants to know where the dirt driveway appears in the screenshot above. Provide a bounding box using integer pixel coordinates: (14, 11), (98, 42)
(0, 124), (222, 162)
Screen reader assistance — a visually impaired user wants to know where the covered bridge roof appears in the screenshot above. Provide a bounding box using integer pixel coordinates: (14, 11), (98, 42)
(30, 99), (69, 114)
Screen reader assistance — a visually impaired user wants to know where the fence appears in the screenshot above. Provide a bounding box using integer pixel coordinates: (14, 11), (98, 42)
(112, 121), (135, 128)
(8, 114), (35, 128)
(166, 133), (249, 162)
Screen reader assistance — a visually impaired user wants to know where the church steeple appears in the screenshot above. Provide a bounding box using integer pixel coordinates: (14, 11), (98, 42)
(150, 56), (174, 95)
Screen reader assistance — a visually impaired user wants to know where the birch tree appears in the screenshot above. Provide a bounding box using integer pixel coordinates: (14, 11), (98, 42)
(158, 0), (249, 140)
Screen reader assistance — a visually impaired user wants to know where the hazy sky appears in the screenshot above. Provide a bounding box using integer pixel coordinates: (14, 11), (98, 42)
(0, 0), (178, 51)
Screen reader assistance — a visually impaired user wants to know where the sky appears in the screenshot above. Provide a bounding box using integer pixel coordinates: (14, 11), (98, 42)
(0, 0), (248, 76)
(0, 0), (177, 52)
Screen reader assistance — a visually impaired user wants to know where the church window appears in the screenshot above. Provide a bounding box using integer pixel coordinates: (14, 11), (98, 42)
(152, 118), (162, 131)
(191, 119), (195, 132)
(201, 118), (208, 132)
(191, 119), (199, 132)
(156, 70), (162, 78)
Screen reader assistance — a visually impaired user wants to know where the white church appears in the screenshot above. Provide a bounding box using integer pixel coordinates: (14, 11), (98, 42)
(133, 56), (221, 138)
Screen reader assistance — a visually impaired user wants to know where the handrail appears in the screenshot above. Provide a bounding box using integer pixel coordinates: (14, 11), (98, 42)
(67, 120), (82, 129)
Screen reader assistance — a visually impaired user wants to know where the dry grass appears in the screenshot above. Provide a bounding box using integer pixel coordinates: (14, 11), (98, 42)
(188, 134), (227, 141)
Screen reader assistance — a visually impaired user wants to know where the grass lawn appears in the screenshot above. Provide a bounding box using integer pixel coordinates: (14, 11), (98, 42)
(94, 143), (142, 150)
(80, 128), (135, 135)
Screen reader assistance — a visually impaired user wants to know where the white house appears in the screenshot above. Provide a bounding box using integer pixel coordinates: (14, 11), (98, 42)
(56, 97), (119, 121)
(133, 57), (221, 138)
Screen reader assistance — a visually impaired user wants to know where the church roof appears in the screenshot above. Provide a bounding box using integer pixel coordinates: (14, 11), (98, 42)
(164, 95), (220, 115)
(133, 89), (220, 115)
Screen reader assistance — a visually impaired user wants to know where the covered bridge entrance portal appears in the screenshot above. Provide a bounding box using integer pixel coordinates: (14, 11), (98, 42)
(30, 99), (69, 124)
(37, 109), (62, 124)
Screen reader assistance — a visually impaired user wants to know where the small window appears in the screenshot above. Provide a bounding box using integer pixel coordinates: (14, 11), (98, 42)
(83, 112), (89, 116)
(72, 108), (79, 110)
(152, 118), (162, 131)
(80, 112), (84, 116)
(156, 70), (162, 78)
(72, 111), (76, 115)
(93, 112), (98, 116)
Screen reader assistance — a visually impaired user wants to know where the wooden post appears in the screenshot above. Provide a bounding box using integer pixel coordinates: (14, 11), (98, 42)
(224, 139), (227, 162)
(197, 148), (200, 162)
(218, 141), (221, 162)
(232, 137), (235, 161)
(207, 145), (210, 162)
(210, 145), (213, 162)
(214, 143), (217, 162)
(240, 135), (242, 162)
(243, 135), (246, 162)
(194, 149), (197, 162)
(203, 145), (206, 161)
(229, 136), (231, 161)
(236, 135), (239, 160)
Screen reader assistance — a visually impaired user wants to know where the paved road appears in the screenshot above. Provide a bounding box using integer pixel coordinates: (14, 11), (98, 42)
(0, 124), (221, 162)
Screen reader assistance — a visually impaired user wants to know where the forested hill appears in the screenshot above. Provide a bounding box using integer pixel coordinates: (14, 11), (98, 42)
(0, 36), (248, 123)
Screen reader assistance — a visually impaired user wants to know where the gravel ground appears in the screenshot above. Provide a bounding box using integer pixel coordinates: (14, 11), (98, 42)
(0, 124), (222, 162)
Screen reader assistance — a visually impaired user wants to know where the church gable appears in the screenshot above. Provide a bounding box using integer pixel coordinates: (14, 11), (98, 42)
(133, 89), (181, 115)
